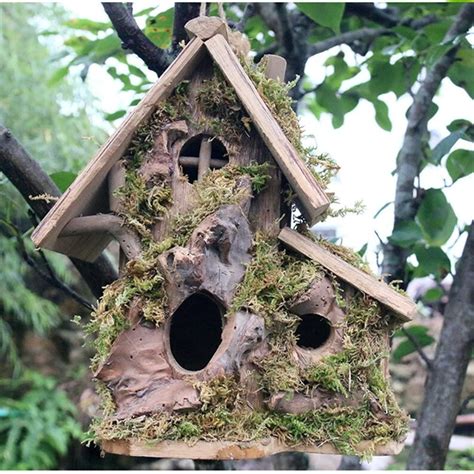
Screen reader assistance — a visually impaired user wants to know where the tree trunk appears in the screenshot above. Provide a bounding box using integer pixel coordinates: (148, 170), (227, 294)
(407, 222), (474, 469)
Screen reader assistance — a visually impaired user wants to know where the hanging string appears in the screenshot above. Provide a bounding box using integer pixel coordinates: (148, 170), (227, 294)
(217, 3), (226, 20)
(199, 2), (206, 16)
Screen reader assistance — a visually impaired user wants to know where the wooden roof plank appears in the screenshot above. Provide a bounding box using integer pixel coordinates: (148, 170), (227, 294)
(278, 227), (416, 322)
(205, 34), (330, 226)
(31, 37), (206, 255)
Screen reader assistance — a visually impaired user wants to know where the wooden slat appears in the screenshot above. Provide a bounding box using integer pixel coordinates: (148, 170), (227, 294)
(205, 35), (330, 225)
(31, 37), (206, 258)
(278, 227), (416, 321)
(101, 437), (403, 459)
(262, 54), (287, 81)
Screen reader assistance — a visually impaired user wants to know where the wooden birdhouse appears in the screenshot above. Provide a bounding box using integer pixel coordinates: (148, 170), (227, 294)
(32, 17), (417, 460)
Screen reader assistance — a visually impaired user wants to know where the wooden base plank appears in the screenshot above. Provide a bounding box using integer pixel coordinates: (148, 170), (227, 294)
(100, 438), (404, 460)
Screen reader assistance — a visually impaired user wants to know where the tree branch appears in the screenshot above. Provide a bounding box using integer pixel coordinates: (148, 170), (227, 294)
(15, 232), (95, 312)
(401, 327), (433, 369)
(0, 125), (117, 299)
(102, 2), (171, 76)
(382, 3), (474, 282)
(309, 27), (389, 56)
(345, 3), (399, 28)
(235, 3), (256, 32)
(407, 222), (474, 469)
(171, 2), (201, 55)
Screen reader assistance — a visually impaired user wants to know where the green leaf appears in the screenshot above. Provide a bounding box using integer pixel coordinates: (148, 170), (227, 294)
(416, 189), (457, 246)
(447, 119), (474, 142)
(373, 99), (392, 131)
(423, 287), (444, 303)
(47, 66), (69, 87)
(357, 243), (368, 257)
(145, 8), (174, 49)
(389, 220), (423, 248)
(446, 149), (474, 182)
(431, 130), (465, 164)
(415, 245), (451, 277)
(49, 172), (77, 193)
(296, 3), (346, 33)
(448, 48), (474, 98)
(368, 58), (405, 97)
(64, 18), (111, 34)
(105, 110), (127, 121)
(392, 325), (435, 362)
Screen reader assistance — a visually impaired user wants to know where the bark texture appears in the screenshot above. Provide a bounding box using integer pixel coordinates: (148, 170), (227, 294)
(0, 125), (117, 298)
(407, 222), (474, 469)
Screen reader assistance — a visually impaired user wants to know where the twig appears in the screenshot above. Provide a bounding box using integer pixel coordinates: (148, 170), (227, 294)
(235, 3), (256, 32)
(102, 2), (172, 76)
(401, 327), (433, 370)
(14, 230), (95, 311)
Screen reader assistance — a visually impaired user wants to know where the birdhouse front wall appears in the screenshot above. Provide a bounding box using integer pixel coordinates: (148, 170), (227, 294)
(87, 52), (409, 459)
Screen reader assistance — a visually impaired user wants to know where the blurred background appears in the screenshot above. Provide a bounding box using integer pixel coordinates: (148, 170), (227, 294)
(0, 2), (473, 470)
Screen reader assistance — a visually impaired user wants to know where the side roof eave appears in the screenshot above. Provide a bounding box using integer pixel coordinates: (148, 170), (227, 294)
(279, 227), (417, 322)
(31, 37), (206, 259)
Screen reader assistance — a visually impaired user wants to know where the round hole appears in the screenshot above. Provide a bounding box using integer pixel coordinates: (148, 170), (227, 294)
(295, 314), (332, 350)
(169, 292), (223, 371)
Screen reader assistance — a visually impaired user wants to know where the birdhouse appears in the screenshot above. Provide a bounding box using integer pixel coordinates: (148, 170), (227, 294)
(32, 17), (416, 460)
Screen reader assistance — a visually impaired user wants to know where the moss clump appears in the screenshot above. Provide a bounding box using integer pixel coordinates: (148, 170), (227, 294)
(171, 164), (268, 247)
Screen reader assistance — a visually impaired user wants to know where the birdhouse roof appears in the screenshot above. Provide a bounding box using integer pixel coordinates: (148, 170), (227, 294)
(31, 21), (329, 261)
(278, 227), (416, 321)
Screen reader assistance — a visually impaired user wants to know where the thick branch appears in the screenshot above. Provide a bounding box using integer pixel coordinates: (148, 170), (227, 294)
(382, 3), (474, 282)
(0, 125), (117, 299)
(171, 3), (201, 55)
(345, 4), (399, 28)
(407, 222), (474, 469)
(102, 2), (171, 76)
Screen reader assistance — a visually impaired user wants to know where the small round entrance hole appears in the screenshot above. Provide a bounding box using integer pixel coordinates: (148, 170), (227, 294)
(169, 293), (223, 371)
(295, 314), (332, 349)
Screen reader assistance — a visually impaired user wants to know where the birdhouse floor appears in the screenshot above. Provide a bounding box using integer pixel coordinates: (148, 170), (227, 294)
(100, 437), (404, 460)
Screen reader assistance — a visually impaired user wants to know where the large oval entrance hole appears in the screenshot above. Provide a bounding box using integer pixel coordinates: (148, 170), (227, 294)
(169, 293), (223, 371)
(295, 314), (332, 349)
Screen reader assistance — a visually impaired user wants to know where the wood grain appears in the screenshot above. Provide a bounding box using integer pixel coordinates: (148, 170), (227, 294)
(101, 437), (404, 459)
(205, 35), (330, 225)
(185, 16), (228, 41)
(262, 54), (287, 81)
(278, 227), (416, 321)
(31, 37), (206, 260)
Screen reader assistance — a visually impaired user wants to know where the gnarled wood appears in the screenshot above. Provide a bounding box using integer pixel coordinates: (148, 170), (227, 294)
(62, 215), (142, 260)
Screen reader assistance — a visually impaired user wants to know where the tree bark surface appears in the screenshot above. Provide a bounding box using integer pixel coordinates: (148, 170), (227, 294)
(407, 222), (474, 469)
